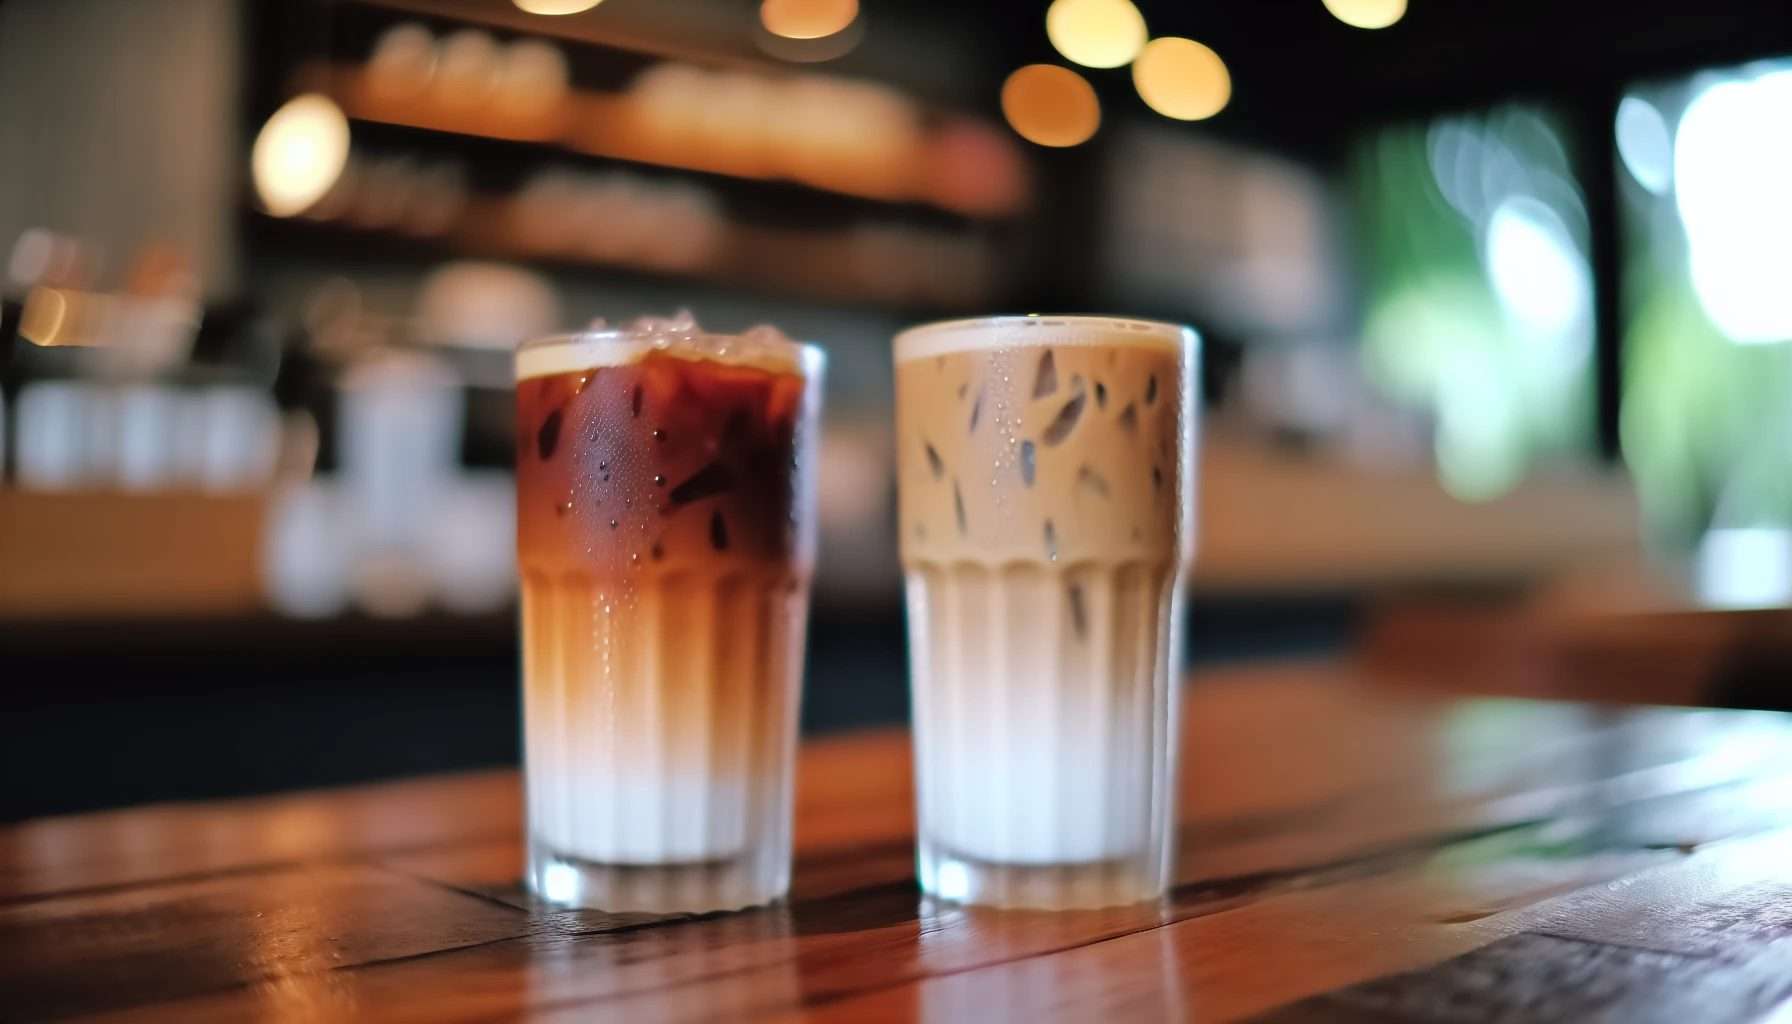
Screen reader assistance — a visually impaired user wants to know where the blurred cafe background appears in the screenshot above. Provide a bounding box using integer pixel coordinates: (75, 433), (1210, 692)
(5, 0), (1792, 821)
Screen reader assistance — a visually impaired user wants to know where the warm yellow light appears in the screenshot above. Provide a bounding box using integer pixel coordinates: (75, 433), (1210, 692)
(512, 0), (604, 14)
(1045, 0), (1147, 70)
(18, 287), (72, 345)
(1001, 64), (1100, 148)
(760, 0), (859, 40)
(252, 94), (351, 218)
(1321, 0), (1407, 30)
(1132, 37), (1230, 121)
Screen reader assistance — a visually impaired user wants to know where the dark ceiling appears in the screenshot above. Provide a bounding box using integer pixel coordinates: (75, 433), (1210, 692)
(904, 0), (1792, 162)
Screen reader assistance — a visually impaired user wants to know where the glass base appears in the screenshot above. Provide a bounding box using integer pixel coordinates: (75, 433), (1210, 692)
(916, 837), (1164, 910)
(527, 841), (787, 914)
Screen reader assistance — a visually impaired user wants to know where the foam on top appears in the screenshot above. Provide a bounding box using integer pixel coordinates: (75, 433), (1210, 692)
(515, 311), (817, 381)
(894, 315), (1192, 364)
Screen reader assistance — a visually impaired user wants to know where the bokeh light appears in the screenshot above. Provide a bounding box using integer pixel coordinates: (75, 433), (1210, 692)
(1132, 38), (1230, 121)
(252, 94), (351, 218)
(1045, 0), (1147, 70)
(1484, 196), (1591, 344)
(1674, 70), (1792, 344)
(512, 0), (604, 14)
(1698, 527), (1792, 608)
(1615, 95), (1672, 194)
(760, 0), (859, 41)
(1322, 0), (1408, 30)
(1001, 64), (1101, 148)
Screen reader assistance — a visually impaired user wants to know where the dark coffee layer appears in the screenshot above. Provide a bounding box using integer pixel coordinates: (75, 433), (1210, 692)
(517, 350), (811, 576)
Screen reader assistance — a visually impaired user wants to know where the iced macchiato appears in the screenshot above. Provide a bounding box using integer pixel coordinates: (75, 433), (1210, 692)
(515, 314), (823, 913)
(894, 316), (1197, 909)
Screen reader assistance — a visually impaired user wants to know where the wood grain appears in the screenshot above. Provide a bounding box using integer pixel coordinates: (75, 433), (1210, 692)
(5, 662), (1792, 1021)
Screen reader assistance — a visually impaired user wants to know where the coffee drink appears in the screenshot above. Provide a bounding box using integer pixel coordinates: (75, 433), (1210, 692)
(894, 315), (1197, 908)
(515, 316), (822, 912)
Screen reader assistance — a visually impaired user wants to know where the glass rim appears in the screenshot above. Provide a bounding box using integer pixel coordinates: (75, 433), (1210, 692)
(515, 326), (825, 381)
(894, 314), (1196, 363)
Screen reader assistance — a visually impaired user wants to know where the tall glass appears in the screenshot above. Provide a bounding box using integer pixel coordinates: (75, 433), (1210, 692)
(515, 321), (823, 913)
(894, 315), (1198, 909)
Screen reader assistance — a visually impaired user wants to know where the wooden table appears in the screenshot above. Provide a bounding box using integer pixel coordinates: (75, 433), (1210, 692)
(6, 662), (1792, 1021)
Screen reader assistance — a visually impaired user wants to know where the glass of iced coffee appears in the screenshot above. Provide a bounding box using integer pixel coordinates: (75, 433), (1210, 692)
(514, 314), (823, 913)
(894, 315), (1198, 909)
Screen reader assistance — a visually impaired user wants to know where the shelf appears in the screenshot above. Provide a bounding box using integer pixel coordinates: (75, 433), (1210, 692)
(290, 61), (1027, 221)
(245, 208), (996, 315)
(340, 114), (977, 232)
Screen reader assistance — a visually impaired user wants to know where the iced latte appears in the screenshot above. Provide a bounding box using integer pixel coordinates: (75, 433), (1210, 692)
(894, 315), (1197, 909)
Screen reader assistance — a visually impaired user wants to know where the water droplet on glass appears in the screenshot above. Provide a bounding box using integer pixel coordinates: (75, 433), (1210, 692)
(1146, 374), (1159, 405)
(652, 429), (666, 443)
(953, 478), (968, 535)
(609, 519), (619, 529)
(653, 475), (666, 487)
(1019, 440), (1036, 486)
(1095, 380), (1107, 409)
(1117, 403), (1138, 434)
(924, 441), (945, 480)
(631, 385), (643, 418)
(1044, 519), (1057, 561)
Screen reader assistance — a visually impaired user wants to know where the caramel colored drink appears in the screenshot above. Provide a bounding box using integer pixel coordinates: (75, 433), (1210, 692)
(515, 319), (822, 912)
(894, 316), (1197, 909)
